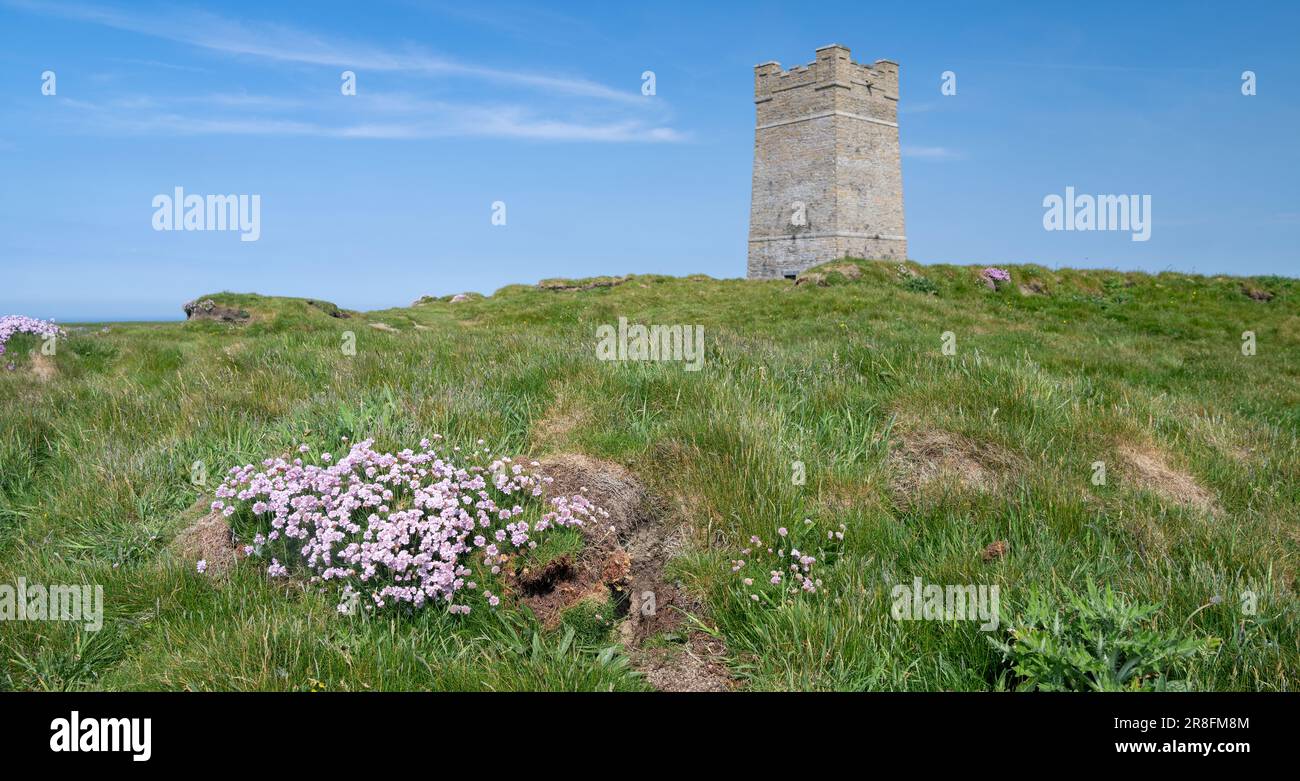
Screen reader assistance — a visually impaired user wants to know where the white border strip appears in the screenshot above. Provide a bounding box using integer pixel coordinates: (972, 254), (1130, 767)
(757, 110), (898, 130)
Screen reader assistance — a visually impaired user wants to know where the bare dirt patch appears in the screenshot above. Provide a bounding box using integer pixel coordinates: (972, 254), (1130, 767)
(519, 453), (734, 691)
(516, 555), (578, 596)
(623, 616), (733, 692)
(170, 507), (240, 577)
(368, 322), (400, 333)
(1118, 444), (1217, 512)
(889, 429), (1013, 500)
(28, 351), (57, 381)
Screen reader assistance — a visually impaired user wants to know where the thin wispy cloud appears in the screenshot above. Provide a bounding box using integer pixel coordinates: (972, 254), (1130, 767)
(50, 94), (686, 143)
(7, 0), (684, 143)
(105, 56), (212, 73)
(903, 145), (962, 160)
(6, 0), (644, 103)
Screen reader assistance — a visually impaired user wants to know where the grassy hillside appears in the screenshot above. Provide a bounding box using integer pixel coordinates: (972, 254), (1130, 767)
(1, 260), (1297, 691)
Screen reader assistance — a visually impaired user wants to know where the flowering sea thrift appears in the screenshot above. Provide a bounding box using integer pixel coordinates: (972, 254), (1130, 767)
(979, 267), (1011, 289)
(730, 518), (846, 605)
(0, 315), (64, 357)
(213, 437), (605, 614)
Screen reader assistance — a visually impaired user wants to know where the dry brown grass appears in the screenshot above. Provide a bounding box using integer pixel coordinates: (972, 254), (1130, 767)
(889, 428), (1015, 501)
(1118, 444), (1217, 513)
(169, 506), (240, 578)
(28, 351), (57, 381)
(532, 389), (591, 449)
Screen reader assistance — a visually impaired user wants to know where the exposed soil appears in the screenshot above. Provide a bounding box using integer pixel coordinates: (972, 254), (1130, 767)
(1119, 444), (1217, 513)
(621, 605), (734, 692)
(517, 555), (579, 596)
(1018, 280), (1049, 296)
(518, 453), (735, 691)
(368, 322), (400, 333)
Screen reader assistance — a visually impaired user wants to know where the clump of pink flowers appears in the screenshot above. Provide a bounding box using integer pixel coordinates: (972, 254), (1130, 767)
(979, 267), (1011, 289)
(213, 436), (606, 615)
(729, 518), (847, 605)
(0, 315), (64, 357)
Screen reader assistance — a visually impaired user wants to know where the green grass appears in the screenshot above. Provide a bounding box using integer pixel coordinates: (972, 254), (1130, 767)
(1, 259), (1296, 691)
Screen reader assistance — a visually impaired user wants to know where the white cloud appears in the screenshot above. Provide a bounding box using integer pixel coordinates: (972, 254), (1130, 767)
(52, 95), (685, 143)
(7, 0), (642, 103)
(903, 145), (962, 160)
(8, 1), (685, 143)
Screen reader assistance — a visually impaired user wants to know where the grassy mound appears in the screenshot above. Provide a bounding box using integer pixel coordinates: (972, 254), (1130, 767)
(0, 260), (1296, 691)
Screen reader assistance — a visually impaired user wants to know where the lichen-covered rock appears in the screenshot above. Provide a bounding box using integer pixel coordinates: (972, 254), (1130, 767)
(794, 263), (861, 287)
(183, 299), (250, 323)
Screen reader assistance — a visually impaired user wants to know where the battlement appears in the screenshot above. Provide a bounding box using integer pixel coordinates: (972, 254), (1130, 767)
(754, 45), (899, 111)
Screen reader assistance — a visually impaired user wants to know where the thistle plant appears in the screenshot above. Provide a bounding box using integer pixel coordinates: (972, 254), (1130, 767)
(991, 582), (1218, 691)
(213, 437), (607, 615)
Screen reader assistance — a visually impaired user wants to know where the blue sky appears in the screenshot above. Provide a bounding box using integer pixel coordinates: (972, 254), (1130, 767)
(1, 0), (1297, 321)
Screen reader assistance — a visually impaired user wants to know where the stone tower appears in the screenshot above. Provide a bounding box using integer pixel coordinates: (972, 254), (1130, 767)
(747, 45), (906, 279)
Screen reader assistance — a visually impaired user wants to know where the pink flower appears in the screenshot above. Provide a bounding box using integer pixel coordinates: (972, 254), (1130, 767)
(213, 437), (604, 614)
(982, 266), (1011, 282)
(0, 315), (64, 358)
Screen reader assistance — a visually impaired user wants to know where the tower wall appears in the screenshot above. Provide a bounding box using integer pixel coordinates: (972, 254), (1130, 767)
(747, 45), (906, 279)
